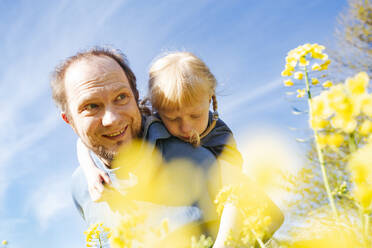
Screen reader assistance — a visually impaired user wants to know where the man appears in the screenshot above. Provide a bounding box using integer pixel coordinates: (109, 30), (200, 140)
(51, 47), (207, 229)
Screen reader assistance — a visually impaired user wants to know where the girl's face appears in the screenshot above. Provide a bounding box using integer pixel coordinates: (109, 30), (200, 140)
(158, 97), (210, 142)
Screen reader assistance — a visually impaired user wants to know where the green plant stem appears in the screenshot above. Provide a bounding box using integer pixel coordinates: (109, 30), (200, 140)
(364, 213), (370, 247)
(348, 133), (357, 152)
(304, 67), (338, 219)
(348, 133), (371, 247)
(250, 229), (266, 248)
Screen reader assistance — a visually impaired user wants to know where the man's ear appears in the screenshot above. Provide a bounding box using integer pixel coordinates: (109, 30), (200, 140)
(61, 112), (70, 124)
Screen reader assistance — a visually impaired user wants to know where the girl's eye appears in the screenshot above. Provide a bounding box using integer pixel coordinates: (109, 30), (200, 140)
(85, 103), (99, 111)
(191, 115), (201, 119)
(166, 116), (177, 122)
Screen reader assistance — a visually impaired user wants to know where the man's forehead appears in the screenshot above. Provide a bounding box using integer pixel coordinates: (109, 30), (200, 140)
(65, 56), (122, 82)
(64, 57), (128, 96)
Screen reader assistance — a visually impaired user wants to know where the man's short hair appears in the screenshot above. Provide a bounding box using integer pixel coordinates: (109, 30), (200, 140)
(51, 47), (139, 113)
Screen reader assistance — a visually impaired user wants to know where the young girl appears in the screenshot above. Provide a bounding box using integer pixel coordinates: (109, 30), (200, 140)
(77, 52), (282, 246)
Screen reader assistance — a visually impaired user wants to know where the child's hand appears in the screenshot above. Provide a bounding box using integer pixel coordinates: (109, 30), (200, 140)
(85, 167), (111, 202)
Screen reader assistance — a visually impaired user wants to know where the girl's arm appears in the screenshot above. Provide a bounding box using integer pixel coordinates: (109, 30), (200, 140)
(76, 138), (111, 202)
(213, 203), (241, 248)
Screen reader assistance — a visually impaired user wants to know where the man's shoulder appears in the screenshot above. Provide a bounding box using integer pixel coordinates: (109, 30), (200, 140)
(142, 114), (171, 143)
(71, 166), (88, 202)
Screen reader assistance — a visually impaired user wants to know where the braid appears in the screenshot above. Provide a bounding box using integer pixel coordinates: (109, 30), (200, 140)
(139, 97), (152, 116)
(189, 95), (219, 147)
(212, 94), (218, 112)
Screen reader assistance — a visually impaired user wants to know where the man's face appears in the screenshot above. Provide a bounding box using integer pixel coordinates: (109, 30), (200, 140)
(63, 55), (141, 163)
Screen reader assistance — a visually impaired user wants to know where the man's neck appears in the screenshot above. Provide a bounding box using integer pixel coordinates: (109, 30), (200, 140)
(98, 156), (112, 168)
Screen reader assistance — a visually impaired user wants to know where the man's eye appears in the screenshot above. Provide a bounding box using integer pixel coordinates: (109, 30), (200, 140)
(85, 103), (99, 111)
(116, 93), (128, 101)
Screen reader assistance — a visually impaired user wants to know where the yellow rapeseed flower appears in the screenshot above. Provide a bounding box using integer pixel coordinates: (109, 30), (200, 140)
(311, 94), (333, 119)
(312, 63), (321, 71)
(359, 120), (372, 136)
(2, 240), (8, 245)
(299, 56), (309, 66)
(281, 63), (295, 77)
(345, 71), (369, 96)
(317, 134), (327, 148)
(283, 43), (329, 78)
(297, 89), (306, 98)
(330, 115), (357, 133)
(320, 59), (331, 70)
(311, 78), (319, 85)
(326, 85), (354, 116)
(325, 133), (344, 147)
(348, 142), (372, 211)
(284, 79), (294, 87)
(294, 71), (304, 80)
(361, 94), (372, 117)
(322, 80), (333, 88)
(310, 117), (329, 130)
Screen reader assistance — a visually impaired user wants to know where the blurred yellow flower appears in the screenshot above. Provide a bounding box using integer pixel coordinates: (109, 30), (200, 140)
(284, 79), (294, 87)
(311, 78), (319, 85)
(292, 217), (362, 248)
(312, 63), (321, 71)
(1, 240), (7, 245)
(322, 80), (333, 88)
(281, 65), (295, 76)
(325, 133), (344, 147)
(310, 116), (329, 130)
(361, 94), (372, 117)
(348, 142), (372, 211)
(85, 222), (111, 247)
(297, 89), (306, 98)
(359, 120), (372, 136)
(317, 134), (327, 148)
(299, 56), (309, 66)
(294, 71), (304, 80)
(320, 59), (331, 70)
(311, 94), (333, 119)
(330, 115), (357, 133)
(345, 71), (369, 96)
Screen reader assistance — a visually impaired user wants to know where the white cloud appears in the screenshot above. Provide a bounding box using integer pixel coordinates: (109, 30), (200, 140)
(27, 174), (71, 230)
(0, 112), (59, 202)
(221, 77), (282, 114)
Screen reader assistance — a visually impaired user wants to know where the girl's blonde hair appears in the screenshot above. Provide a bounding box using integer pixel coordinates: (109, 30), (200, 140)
(148, 51), (219, 146)
(148, 51), (216, 111)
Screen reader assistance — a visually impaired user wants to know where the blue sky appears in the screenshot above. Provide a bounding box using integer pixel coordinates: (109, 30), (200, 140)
(0, 0), (347, 247)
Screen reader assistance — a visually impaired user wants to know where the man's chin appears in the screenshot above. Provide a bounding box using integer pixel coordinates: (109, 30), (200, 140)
(96, 146), (116, 165)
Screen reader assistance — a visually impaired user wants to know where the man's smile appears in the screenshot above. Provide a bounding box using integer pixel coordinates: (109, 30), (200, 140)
(102, 125), (128, 140)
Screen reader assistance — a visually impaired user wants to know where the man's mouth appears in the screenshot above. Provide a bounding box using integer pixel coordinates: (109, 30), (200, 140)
(102, 126), (128, 140)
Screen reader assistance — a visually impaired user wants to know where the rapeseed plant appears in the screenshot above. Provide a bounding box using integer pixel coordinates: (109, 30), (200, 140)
(214, 183), (271, 247)
(282, 43), (339, 218)
(84, 223), (111, 248)
(283, 43), (371, 247)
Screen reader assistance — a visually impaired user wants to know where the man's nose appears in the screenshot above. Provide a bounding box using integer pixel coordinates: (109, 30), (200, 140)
(102, 108), (120, 127)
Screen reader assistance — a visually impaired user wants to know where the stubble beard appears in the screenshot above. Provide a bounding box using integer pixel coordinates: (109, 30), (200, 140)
(95, 120), (142, 167)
